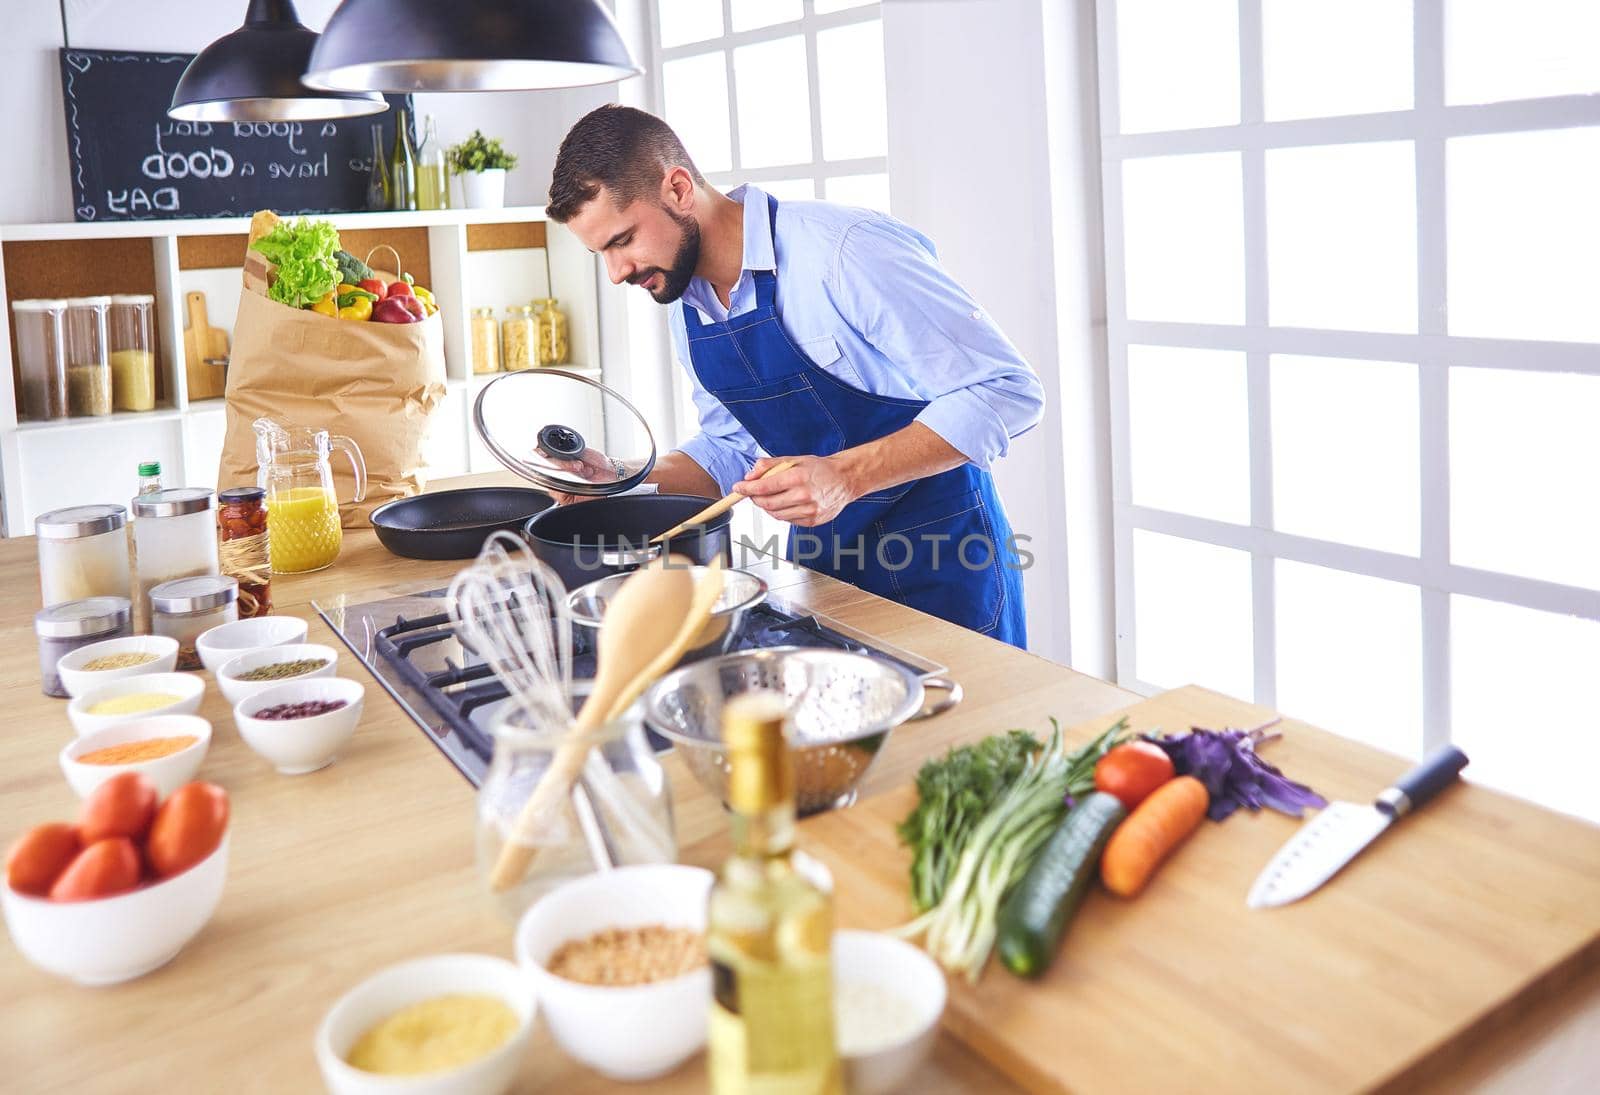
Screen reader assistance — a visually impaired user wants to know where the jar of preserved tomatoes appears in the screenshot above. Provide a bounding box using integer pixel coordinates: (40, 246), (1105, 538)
(217, 486), (272, 618)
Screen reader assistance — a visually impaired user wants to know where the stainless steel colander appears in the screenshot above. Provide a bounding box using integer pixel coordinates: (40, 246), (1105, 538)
(643, 647), (962, 815)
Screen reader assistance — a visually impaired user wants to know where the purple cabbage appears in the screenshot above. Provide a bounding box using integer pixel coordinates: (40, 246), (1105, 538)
(1144, 726), (1327, 821)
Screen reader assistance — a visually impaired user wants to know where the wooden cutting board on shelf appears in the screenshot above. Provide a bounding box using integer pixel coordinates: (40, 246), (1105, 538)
(183, 290), (229, 401)
(798, 685), (1600, 1094)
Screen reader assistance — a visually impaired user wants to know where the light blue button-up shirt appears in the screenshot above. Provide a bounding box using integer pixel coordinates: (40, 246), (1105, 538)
(670, 185), (1044, 495)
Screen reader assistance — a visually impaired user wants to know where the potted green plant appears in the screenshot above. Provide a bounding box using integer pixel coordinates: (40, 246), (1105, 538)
(448, 130), (519, 209)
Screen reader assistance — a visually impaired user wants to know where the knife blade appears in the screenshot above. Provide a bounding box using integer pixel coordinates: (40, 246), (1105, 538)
(1246, 744), (1469, 908)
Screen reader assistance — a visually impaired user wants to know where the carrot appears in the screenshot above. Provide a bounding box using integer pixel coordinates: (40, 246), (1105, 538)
(1099, 774), (1209, 898)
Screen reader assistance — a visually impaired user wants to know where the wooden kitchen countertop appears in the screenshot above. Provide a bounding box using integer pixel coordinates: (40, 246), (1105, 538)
(1, 477), (1596, 1092)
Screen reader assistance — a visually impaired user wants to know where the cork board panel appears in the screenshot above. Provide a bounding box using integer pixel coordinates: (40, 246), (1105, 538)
(179, 227), (432, 287)
(177, 234), (250, 271)
(467, 222), (547, 252)
(5, 237), (167, 411)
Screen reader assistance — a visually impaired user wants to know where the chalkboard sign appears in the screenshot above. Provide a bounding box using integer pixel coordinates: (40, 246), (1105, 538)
(59, 49), (413, 222)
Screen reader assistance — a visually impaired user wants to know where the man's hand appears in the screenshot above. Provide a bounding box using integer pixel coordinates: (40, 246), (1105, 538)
(544, 446), (620, 506)
(734, 455), (858, 526)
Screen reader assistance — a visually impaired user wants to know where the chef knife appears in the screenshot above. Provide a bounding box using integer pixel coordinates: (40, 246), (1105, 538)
(1246, 744), (1469, 908)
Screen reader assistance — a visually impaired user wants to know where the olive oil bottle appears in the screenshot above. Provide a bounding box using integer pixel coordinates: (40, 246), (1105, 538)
(708, 693), (841, 1095)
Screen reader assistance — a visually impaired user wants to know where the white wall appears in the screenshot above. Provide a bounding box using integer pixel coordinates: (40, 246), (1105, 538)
(0, 0), (618, 223)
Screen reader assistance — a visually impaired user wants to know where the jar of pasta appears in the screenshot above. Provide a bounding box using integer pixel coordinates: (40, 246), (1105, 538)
(471, 306), (500, 374)
(218, 486), (272, 619)
(501, 305), (535, 372)
(532, 298), (570, 366)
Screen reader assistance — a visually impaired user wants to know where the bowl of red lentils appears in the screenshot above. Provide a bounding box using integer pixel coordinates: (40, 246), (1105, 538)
(56, 636), (181, 699)
(58, 713), (212, 798)
(234, 676), (365, 775)
(215, 643), (340, 706)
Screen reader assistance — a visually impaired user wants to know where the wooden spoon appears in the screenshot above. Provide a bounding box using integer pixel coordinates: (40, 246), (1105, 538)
(649, 461), (797, 544)
(604, 555), (725, 722)
(488, 557), (694, 891)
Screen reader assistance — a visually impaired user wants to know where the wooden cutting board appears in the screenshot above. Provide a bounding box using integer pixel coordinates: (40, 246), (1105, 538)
(183, 290), (229, 401)
(799, 685), (1600, 1094)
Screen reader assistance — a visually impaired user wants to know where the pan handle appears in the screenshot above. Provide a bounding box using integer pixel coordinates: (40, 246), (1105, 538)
(910, 676), (962, 721)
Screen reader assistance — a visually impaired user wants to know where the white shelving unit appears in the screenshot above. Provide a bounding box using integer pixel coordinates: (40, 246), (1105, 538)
(0, 207), (602, 535)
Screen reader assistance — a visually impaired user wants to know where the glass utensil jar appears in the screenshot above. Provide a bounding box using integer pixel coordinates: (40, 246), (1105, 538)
(500, 305), (536, 372)
(132, 488), (219, 627)
(218, 486), (271, 618)
(150, 575), (238, 670)
(36, 504), (131, 607)
(476, 698), (676, 920)
(254, 417), (367, 574)
(65, 296), (113, 417)
(12, 299), (68, 421)
(532, 298), (569, 366)
(471, 306), (501, 374)
(35, 596), (133, 698)
(108, 294), (156, 412)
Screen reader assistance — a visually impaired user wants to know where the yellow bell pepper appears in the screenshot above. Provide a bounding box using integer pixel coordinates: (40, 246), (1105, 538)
(412, 285), (437, 316)
(310, 290), (337, 318)
(338, 296), (374, 321)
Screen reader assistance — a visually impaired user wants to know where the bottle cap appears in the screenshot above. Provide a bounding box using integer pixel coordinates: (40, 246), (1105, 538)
(138, 461), (161, 477)
(722, 692), (794, 813)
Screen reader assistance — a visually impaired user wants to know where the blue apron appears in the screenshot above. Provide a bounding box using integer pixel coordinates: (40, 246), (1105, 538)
(681, 195), (1027, 648)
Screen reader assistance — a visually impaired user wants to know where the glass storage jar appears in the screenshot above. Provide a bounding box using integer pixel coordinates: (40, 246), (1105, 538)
(34, 596), (132, 698)
(218, 486), (271, 618)
(64, 296), (113, 417)
(36, 504), (132, 607)
(476, 696), (676, 920)
(108, 294), (157, 412)
(150, 575), (238, 670)
(500, 305), (536, 372)
(531, 298), (570, 366)
(471, 306), (501, 374)
(132, 488), (219, 627)
(12, 299), (68, 421)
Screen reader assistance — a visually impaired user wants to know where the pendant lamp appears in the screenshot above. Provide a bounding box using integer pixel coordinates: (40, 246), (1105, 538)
(169, 0), (386, 122)
(302, 0), (642, 93)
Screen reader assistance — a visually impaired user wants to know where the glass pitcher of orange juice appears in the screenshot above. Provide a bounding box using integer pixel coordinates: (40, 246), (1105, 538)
(253, 418), (366, 574)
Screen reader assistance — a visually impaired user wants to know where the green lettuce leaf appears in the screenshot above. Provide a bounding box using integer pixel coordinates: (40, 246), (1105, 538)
(249, 218), (342, 309)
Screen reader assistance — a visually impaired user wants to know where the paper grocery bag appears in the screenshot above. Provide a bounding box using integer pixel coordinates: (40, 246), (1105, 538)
(218, 288), (448, 527)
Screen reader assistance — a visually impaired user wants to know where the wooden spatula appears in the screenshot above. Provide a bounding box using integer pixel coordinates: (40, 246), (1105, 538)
(649, 460), (797, 544)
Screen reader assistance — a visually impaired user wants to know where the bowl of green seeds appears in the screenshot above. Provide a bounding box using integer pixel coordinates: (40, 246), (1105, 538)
(216, 643), (339, 706)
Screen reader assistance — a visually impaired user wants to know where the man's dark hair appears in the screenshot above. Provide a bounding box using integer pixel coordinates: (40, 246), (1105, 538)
(547, 105), (705, 223)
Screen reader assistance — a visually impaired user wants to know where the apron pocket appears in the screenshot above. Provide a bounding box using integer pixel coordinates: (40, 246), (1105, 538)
(713, 372), (848, 457)
(866, 489), (1007, 635)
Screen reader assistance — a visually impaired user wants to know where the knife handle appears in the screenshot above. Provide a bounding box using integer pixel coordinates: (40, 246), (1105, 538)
(1376, 745), (1469, 818)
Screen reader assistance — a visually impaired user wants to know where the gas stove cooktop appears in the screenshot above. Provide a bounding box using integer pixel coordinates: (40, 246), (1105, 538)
(314, 584), (943, 786)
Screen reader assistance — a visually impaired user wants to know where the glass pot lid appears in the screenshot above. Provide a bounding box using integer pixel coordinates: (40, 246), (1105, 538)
(472, 369), (657, 497)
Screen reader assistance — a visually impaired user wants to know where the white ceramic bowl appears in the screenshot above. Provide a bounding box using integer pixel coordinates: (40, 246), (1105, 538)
(2, 834), (228, 986)
(515, 864), (714, 1082)
(216, 643), (339, 707)
(195, 615), (308, 674)
(59, 714), (212, 799)
(55, 635), (180, 698)
(833, 930), (946, 1095)
(67, 672), (206, 737)
(315, 953), (536, 1095)
(234, 677), (364, 775)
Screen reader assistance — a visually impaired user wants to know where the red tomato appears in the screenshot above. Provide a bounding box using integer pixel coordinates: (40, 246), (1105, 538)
(5, 822), (82, 896)
(1094, 742), (1176, 810)
(385, 279), (413, 298)
(79, 772), (158, 844)
(146, 782), (230, 879)
(49, 837), (141, 902)
(359, 278), (386, 297)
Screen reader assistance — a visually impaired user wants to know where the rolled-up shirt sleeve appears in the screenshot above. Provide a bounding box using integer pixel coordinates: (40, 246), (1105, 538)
(669, 317), (761, 495)
(827, 218), (1044, 468)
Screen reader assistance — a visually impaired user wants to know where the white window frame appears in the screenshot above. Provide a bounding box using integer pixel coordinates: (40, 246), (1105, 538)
(1096, 0), (1600, 753)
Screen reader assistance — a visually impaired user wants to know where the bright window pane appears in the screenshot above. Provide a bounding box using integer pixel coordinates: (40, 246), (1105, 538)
(730, 0), (801, 32)
(1263, 0), (1413, 121)
(663, 53), (732, 174)
(1275, 561), (1423, 757)
(1445, 0), (1600, 105)
(814, 0), (874, 12)
(1271, 355), (1419, 555)
(733, 36), (813, 169)
(1133, 530), (1254, 699)
(1447, 127), (1600, 343)
(1127, 345), (1249, 524)
(759, 178), (819, 202)
(823, 173), (889, 213)
(817, 20), (888, 161)
(1453, 596), (1600, 822)
(1266, 141), (1417, 332)
(1115, 0), (1239, 134)
(659, 0), (722, 49)
(1121, 152), (1244, 324)
(1450, 368), (1600, 590)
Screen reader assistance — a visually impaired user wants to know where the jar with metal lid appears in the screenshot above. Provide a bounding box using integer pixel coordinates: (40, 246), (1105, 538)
(109, 294), (156, 412)
(11, 299), (68, 421)
(65, 296), (113, 417)
(35, 596), (132, 698)
(218, 486), (272, 619)
(132, 488), (220, 627)
(501, 305), (536, 372)
(36, 504), (132, 607)
(531, 297), (570, 366)
(471, 306), (501, 374)
(150, 575), (238, 670)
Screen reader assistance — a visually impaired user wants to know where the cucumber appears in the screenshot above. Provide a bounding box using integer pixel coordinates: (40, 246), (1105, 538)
(997, 791), (1126, 978)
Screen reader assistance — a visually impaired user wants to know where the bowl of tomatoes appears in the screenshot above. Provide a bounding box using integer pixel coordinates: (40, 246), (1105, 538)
(3, 773), (230, 985)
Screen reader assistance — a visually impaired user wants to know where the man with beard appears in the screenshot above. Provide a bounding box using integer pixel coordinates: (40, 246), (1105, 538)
(544, 105), (1041, 647)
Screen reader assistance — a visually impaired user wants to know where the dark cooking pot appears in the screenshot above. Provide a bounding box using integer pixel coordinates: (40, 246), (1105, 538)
(522, 493), (733, 591)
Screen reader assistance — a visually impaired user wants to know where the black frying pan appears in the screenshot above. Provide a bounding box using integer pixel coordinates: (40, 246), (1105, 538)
(370, 487), (555, 560)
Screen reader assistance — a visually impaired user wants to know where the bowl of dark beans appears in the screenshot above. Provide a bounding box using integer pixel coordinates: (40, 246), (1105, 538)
(233, 677), (364, 776)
